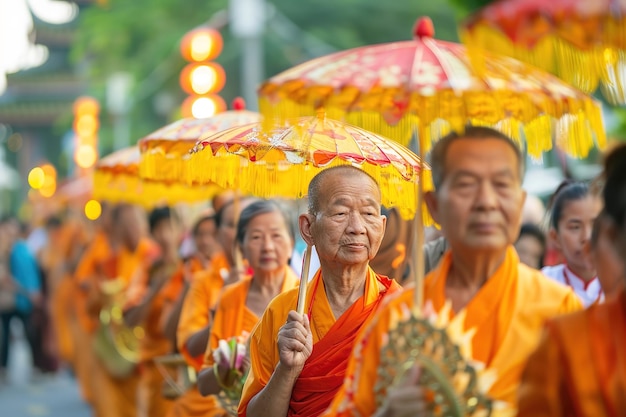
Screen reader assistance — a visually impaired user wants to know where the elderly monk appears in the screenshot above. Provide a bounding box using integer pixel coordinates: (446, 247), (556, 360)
(166, 197), (254, 417)
(323, 126), (582, 417)
(239, 165), (401, 417)
(518, 144), (626, 416)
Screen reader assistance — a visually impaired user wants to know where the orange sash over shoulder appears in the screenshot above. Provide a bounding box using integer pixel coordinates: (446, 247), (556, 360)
(288, 269), (396, 417)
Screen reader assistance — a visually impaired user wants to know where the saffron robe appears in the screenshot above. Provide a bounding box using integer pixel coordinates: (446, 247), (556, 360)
(518, 289), (626, 416)
(91, 238), (159, 417)
(323, 247), (582, 417)
(176, 252), (230, 370)
(238, 267), (400, 417)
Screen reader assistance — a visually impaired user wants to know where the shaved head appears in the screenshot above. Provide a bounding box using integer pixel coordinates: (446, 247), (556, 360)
(307, 166), (381, 215)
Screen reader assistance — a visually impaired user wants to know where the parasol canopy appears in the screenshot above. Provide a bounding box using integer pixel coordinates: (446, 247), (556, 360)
(187, 114), (431, 222)
(139, 107), (262, 183)
(258, 17), (605, 159)
(461, 0), (626, 105)
(95, 146), (221, 208)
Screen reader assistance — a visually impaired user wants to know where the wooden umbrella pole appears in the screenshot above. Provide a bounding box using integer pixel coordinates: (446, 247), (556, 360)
(296, 245), (313, 315)
(232, 192), (244, 271)
(413, 133), (425, 312)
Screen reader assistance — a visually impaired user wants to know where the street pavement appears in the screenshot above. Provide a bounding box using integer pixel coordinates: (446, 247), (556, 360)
(0, 319), (91, 417)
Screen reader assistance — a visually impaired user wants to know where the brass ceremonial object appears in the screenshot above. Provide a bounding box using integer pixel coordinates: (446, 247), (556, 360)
(92, 277), (144, 379)
(375, 312), (493, 417)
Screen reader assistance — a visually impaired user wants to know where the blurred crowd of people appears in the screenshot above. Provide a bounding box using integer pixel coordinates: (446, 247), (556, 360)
(0, 134), (624, 417)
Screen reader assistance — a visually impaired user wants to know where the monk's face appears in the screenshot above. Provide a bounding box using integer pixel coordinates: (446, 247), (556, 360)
(303, 172), (386, 267)
(242, 211), (294, 274)
(116, 205), (147, 251)
(426, 138), (526, 252)
(194, 218), (221, 258)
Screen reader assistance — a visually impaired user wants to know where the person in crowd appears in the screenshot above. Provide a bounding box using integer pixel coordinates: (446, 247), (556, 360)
(160, 211), (222, 349)
(167, 196), (255, 417)
(0, 216), (43, 382)
(515, 223), (546, 270)
(87, 204), (159, 417)
(239, 165), (402, 417)
(124, 207), (184, 417)
(517, 143), (626, 416)
(323, 126), (581, 416)
(72, 202), (113, 406)
(586, 210), (625, 299)
(542, 181), (603, 306)
(196, 199), (300, 413)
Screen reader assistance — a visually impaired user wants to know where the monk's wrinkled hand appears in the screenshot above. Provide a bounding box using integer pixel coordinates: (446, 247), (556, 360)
(277, 310), (313, 376)
(377, 365), (427, 417)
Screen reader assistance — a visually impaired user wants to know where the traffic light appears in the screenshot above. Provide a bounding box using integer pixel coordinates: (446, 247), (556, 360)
(180, 27), (226, 118)
(73, 96), (100, 171)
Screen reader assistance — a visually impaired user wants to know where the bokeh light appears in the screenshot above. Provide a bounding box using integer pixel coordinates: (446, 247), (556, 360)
(84, 199), (102, 220)
(28, 166), (45, 189)
(74, 144), (97, 168)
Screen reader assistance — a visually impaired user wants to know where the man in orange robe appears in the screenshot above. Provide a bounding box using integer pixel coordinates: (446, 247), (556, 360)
(517, 144), (626, 416)
(124, 207), (185, 417)
(160, 212), (222, 348)
(72, 204), (114, 407)
(89, 204), (158, 417)
(323, 127), (582, 417)
(238, 166), (401, 417)
(167, 197), (253, 417)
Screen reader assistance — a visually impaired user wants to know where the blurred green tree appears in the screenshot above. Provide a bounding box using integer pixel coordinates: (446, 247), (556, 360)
(70, 0), (458, 153)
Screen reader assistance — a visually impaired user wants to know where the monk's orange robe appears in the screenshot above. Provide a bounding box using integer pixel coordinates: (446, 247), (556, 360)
(239, 267), (400, 417)
(125, 261), (181, 417)
(166, 253), (230, 417)
(194, 268), (300, 417)
(161, 256), (206, 307)
(323, 247), (582, 417)
(518, 289), (626, 416)
(176, 252), (230, 370)
(70, 230), (112, 405)
(92, 238), (159, 417)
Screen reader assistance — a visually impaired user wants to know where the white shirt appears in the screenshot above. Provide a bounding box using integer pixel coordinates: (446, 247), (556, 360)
(541, 264), (604, 307)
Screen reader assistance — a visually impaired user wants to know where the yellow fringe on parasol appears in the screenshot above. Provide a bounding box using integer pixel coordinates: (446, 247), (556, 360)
(138, 110), (261, 183)
(258, 17), (605, 160)
(187, 116), (433, 223)
(461, 0), (626, 105)
(188, 148), (433, 223)
(95, 146), (222, 208)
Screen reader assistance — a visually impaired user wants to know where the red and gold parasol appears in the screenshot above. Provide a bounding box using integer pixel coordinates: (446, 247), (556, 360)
(188, 114), (431, 222)
(95, 146), (221, 207)
(259, 17), (605, 159)
(461, 0), (626, 105)
(139, 105), (261, 183)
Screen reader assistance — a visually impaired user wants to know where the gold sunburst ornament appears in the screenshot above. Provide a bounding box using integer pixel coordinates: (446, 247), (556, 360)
(374, 302), (514, 417)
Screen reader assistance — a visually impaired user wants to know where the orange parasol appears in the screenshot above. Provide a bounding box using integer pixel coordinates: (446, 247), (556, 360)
(461, 0), (626, 105)
(258, 17), (605, 159)
(139, 104), (261, 183)
(95, 146), (221, 208)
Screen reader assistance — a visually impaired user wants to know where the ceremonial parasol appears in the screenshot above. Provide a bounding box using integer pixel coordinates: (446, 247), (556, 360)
(258, 17), (605, 159)
(94, 146), (221, 208)
(461, 0), (626, 105)
(139, 101), (261, 183)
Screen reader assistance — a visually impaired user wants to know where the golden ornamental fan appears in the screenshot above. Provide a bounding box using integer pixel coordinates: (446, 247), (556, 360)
(375, 312), (493, 417)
